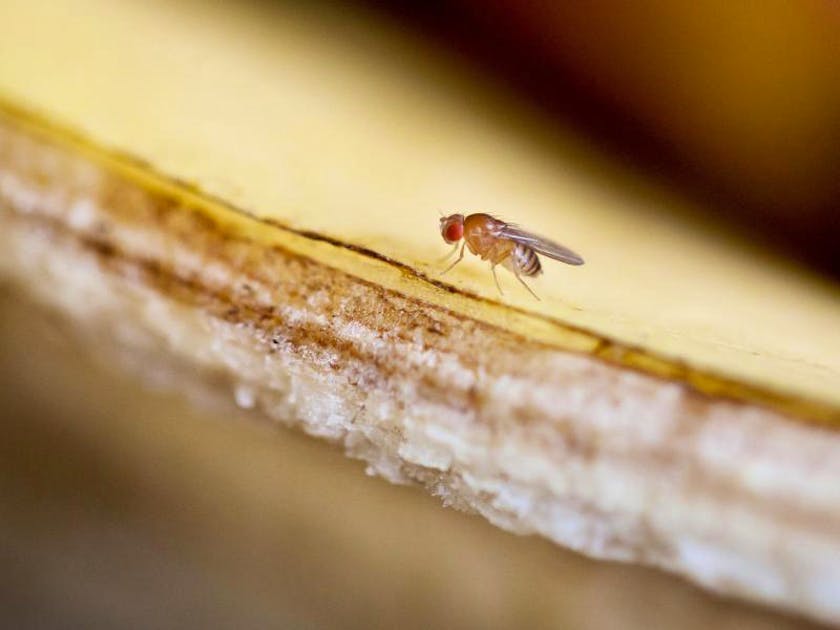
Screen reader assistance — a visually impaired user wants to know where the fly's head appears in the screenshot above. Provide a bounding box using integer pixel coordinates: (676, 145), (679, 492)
(439, 213), (465, 244)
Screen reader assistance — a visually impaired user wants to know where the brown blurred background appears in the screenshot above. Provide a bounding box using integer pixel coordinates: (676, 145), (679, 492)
(371, 0), (840, 276)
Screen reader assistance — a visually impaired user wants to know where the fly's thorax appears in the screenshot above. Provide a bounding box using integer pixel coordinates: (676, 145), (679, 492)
(463, 213), (496, 231)
(463, 213), (505, 259)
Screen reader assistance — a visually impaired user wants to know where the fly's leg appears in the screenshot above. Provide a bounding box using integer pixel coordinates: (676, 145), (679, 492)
(437, 242), (460, 263)
(495, 241), (540, 301)
(441, 242), (465, 275)
(486, 241), (514, 297)
(512, 264), (541, 301)
(491, 265), (504, 296)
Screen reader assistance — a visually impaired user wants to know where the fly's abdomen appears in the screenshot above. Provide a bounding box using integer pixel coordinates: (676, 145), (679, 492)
(514, 244), (542, 276)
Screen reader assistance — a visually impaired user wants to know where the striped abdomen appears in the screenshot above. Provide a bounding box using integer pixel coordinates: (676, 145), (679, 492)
(512, 243), (542, 277)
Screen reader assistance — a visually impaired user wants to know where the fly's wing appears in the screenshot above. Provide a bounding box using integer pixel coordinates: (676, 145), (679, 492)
(499, 224), (585, 266)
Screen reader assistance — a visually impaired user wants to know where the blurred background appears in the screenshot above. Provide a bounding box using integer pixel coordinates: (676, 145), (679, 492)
(2, 1), (839, 628)
(374, 0), (840, 277)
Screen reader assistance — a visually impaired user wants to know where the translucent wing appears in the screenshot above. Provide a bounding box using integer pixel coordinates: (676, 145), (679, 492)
(499, 224), (585, 266)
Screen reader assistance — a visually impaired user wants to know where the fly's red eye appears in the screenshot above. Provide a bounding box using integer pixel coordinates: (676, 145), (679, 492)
(445, 222), (463, 242)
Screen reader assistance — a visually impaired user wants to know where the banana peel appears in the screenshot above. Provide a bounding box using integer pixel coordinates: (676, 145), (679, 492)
(0, 0), (838, 622)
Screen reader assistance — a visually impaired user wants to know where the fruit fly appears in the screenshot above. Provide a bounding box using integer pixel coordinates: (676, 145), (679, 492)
(438, 213), (584, 299)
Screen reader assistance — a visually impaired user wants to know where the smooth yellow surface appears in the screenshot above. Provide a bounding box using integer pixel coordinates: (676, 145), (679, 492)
(0, 0), (838, 408)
